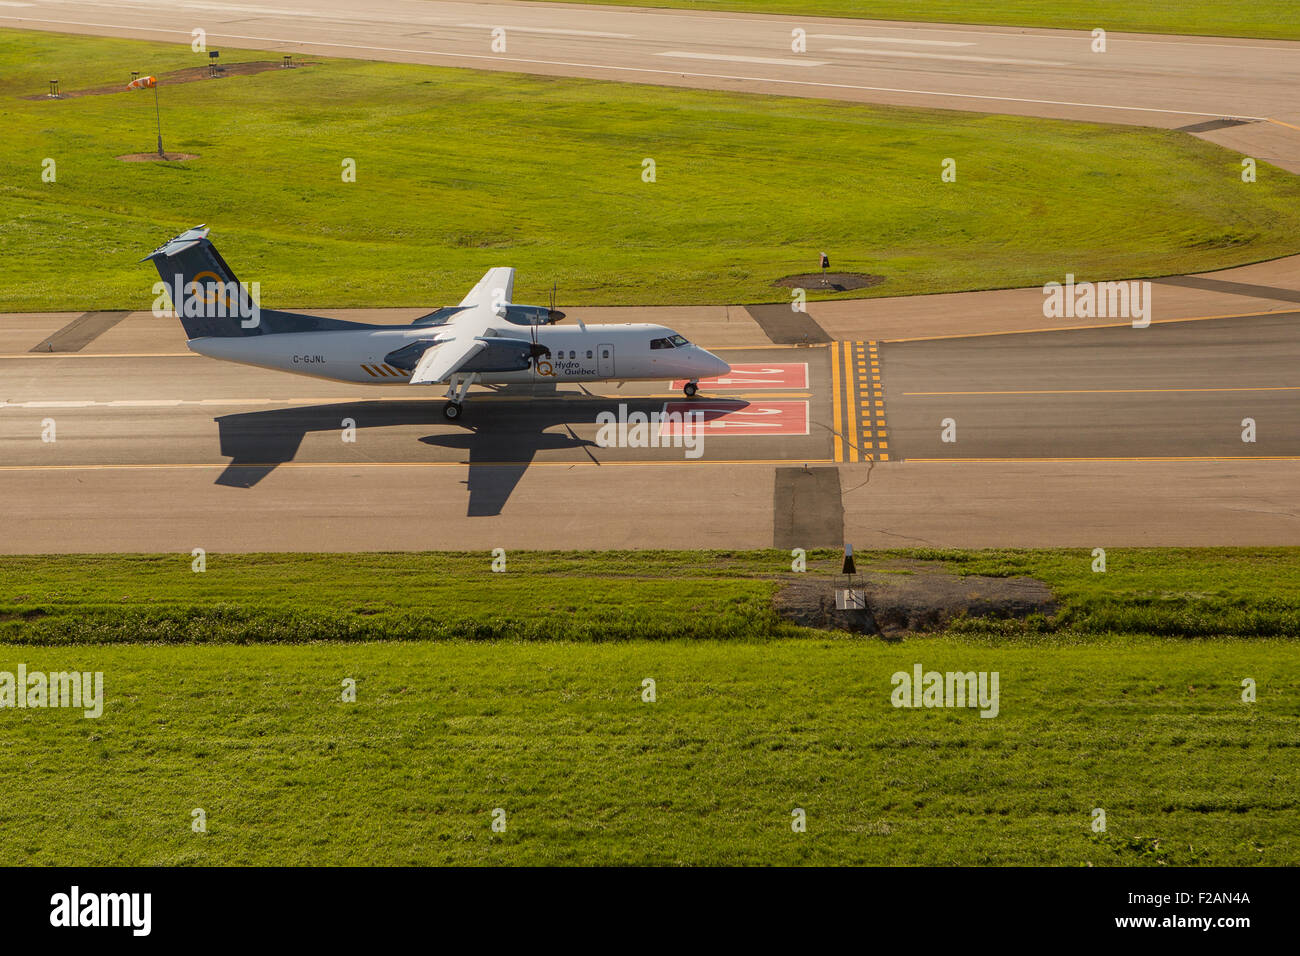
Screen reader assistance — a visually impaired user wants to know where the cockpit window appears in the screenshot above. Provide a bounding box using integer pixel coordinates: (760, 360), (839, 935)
(651, 335), (689, 349)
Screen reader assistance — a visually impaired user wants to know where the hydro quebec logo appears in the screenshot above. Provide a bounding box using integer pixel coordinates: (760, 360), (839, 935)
(0, 665), (103, 718)
(50, 886), (151, 936)
(151, 274), (261, 329)
(891, 663), (1000, 718)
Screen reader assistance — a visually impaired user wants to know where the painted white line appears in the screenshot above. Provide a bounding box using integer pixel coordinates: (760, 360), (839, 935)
(657, 51), (826, 67)
(0, 18), (1264, 121)
(829, 47), (1070, 67)
(811, 34), (974, 47)
(458, 23), (634, 40)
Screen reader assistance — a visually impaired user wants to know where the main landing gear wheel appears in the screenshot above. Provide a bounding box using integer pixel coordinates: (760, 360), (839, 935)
(443, 401), (462, 420)
(683, 381), (699, 398)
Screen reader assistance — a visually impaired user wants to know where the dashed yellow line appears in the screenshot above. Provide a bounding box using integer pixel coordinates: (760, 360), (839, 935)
(829, 340), (892, 463)
(858, 340), (890, 461)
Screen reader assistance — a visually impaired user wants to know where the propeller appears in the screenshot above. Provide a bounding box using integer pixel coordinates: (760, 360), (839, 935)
(529, 295), (550, 360)
(547, 281), (565, 323)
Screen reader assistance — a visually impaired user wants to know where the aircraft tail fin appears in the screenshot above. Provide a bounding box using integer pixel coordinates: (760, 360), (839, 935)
(142, 225), (263, 338)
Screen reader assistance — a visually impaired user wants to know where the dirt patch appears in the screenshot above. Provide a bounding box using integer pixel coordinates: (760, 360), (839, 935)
(775, 567), (1057, 636)
(25, 61), (312, 100)
(772, 272), (885, 293)
(116, 152), (200, 162)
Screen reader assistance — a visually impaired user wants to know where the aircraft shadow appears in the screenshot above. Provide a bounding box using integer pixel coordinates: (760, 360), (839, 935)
(212, 391), (680, 516)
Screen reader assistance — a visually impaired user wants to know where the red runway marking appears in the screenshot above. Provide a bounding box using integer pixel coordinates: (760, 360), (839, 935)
(658, 400), (809, 436)
(673, 363), (808, 390)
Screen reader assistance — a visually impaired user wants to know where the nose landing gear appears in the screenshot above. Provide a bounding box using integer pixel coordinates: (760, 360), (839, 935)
(683, 381), (699, 398)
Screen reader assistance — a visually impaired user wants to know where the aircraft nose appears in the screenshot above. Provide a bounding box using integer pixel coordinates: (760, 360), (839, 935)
(701, 349), (730, 377)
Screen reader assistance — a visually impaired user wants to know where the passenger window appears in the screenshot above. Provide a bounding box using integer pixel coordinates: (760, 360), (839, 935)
(586, 350), (593, 359)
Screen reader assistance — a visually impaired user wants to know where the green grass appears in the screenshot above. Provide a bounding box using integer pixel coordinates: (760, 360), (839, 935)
(510, 0), (1300, 42)
(2, 639), (1296, 865)
(2, 548), (1298, 864)
(908, 547), (1300, 639)
(1, 548), (1297, 644)
(4, 29), (1300, 310)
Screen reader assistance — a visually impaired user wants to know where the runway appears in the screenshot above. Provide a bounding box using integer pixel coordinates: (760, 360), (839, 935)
(6, 0), (1300, 170)
(4, 2), (1300, 550)
(2, 305), (1297, 551)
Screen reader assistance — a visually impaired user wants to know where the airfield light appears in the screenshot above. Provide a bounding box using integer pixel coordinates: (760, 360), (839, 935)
(836, 544), (865, 612)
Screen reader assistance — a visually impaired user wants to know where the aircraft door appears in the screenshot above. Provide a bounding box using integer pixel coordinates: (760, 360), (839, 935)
(597, 344), (615, 378)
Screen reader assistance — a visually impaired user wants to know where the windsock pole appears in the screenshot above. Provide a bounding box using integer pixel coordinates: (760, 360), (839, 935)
(154, 82), (164, 157)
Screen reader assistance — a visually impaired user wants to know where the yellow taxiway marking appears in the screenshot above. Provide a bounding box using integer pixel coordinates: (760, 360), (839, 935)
(0, 351), (197, 359)
(709, 344), (830, 351)
(1267, 117), (1300, 133)
(904, 456), (1300, 463)
(0, 458), (837, 472)
(830, 342), (845, 462)
(903, 385), (1300, 396)
(843, 340), (859, 462)
(12, 455), (1290, 471)
(882, 308), (1296, 343)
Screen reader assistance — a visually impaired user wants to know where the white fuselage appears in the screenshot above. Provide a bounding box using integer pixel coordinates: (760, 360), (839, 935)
(188, 322), (728, 386)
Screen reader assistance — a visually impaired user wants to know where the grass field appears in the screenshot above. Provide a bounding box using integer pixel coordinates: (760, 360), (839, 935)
(3, 638), (1297, 866)
(513, 0), (1300, 42)
(4, 30), (1300, 310)
(1, 549), (1297, 865)
(1, 549), (1296, 643)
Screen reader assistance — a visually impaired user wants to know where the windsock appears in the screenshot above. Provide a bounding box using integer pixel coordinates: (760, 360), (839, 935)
(126, 75), (156, 90)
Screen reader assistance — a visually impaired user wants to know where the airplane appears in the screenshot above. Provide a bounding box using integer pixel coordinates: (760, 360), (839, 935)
(143, 226), (730, 420)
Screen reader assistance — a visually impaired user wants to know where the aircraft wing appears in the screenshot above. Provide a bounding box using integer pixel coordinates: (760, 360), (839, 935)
(457, 267), (515, 311)
(408, 336), (488, 385)
(406, 267), (522, 383)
